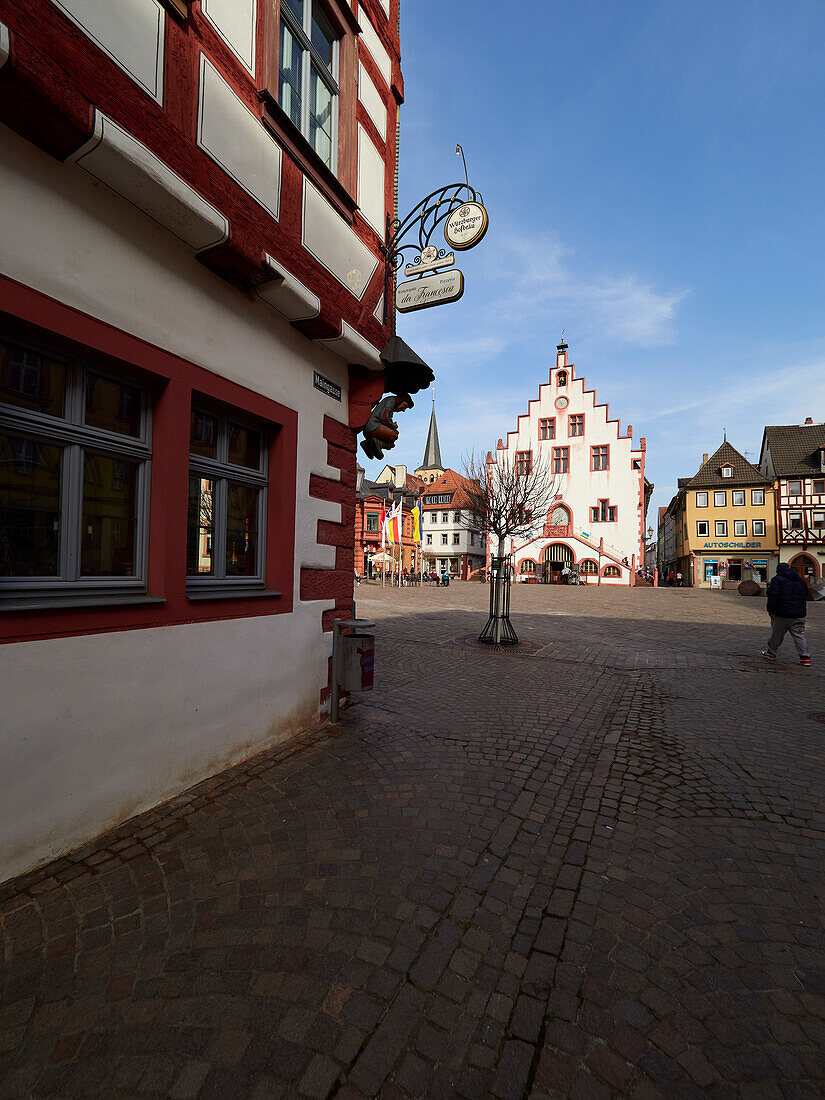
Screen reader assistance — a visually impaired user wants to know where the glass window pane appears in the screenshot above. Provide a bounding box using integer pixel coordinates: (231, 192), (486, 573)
(310, 67), (333, 166)
(226, 482), (259, 576)
(0, 433), (61, 576)
(190, 409), (218, 459)
(282, 0), (303, 20)
(279, 21), (304, 130)
(187, 475), (215, 576)
(81, 452), (139, 576)
(85, 373), (142, 437)
(0, 341), (66, 418)
(228, 422), (261, 469)
(311, 7), (335, 70)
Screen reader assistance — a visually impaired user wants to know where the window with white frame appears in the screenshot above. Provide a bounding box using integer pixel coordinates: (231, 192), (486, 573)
(812, 512), (825, 528)
(441, 511), (449, 523)
(734, 520), (747, 537)
(187, 405), (268, 589)
(441, 533), (448, 545)
(788, 512), (803, 530)
(714, 491), (726, 506)
(814, 479), (825, 495)
(426, 533), (432, 544)
(753, 519), (766, 536)
(453, 512), (460, 523)
(721, 465), (733, 478)
(0, 332), (151, 602)
(696, 492), (708, 508)
(715, 520), (727, 536)
(452, 533), (459, 544)
(751, 489), (764, 505)
(279, 0), (340, 170)
(697, 520), (709, 537)
(732, 490), (745, 506)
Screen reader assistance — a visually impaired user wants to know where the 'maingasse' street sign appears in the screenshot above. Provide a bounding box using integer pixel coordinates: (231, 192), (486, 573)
(396, 268), (464, 313)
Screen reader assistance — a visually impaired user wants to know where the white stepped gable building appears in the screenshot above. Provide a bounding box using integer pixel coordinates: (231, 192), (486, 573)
(494, 342), (651, 584)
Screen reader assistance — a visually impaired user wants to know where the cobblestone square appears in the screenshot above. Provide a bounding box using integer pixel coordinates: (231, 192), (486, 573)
(2, 584), (824, 1098)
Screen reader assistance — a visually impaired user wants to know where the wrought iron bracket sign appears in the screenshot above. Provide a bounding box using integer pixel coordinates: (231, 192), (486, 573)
(395, 269), (464, 314)
(381, 148), (488, 322)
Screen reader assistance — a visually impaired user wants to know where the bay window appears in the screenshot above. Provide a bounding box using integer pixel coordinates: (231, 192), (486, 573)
(1, 333), (151, 605)
(187, 404), (268, 592)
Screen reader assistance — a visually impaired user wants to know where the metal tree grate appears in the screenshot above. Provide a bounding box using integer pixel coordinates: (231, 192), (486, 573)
(479, 555), (518, 646)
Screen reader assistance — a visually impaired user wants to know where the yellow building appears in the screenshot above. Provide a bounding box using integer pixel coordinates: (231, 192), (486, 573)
(672, 442), (778, 588)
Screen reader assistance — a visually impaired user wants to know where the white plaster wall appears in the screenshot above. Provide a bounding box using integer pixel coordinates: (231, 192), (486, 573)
(358, 62), (387, 141)
(200, 0), (256, 72)
(302, 178), (379, 299)
(0, 126), (350, 881)
(358, 4), (391, 85)
(197, 56), (281, 219)
(357, 124), (385, 233)
(50, 0), (165, 102)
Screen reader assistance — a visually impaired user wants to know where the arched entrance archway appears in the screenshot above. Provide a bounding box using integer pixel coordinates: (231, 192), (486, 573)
(790, 553), (818, 580)
(541, 542), (574, 583)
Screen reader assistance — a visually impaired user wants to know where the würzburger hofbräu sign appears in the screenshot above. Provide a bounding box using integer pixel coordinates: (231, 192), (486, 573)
(444, 202), (488, 250)
(395, 269), (465, 313)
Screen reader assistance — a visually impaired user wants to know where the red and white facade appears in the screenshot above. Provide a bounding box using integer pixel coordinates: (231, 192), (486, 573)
(0, 0), (402, 880)
(493, 344), (650, 585)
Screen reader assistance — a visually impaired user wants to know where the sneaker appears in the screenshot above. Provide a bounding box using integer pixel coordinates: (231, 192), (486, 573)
(761, 650), (777, 660)
(800, 656), (811, 666)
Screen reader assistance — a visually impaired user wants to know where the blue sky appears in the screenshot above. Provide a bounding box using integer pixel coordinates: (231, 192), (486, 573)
(362, 0), (825, 520)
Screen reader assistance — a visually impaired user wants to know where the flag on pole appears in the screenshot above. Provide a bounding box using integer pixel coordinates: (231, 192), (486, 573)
(412, 498), (423, 543)
(384, 501), (401, 544)
(380, 500), (387, 547)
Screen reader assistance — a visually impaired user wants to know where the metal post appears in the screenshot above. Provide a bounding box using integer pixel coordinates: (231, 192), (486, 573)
(330, 620), (342, 722)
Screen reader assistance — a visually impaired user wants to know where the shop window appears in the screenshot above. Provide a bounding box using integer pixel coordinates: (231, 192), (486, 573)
(715, 520), (727, 536)
(696, 492), (708, 508)
(187, 404), (267, 591)
(788, 480), (802, 495)
(0, 332), (151, 604)
(732, 490), (745, 506)
(552, 447), (569, 474)
(603, 565), (620, 577)
(515, 450), (532, 476)
(366, 512), (379, 532)
(697, 520), (709, 537)
(539, 418), (555, 440)
(751, 489), (764, 505)
(714, 491), (726, 507)
(591, 445), (609, 471)
(734, 520), (747, 537)
(753, 519), (766, 536)
(728, 560), (742, 582)
(788, 512), (803, 530)
(569, 414), (584, 437)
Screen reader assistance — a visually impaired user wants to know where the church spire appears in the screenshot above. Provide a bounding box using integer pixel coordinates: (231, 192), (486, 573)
(421, 397), (443, 472)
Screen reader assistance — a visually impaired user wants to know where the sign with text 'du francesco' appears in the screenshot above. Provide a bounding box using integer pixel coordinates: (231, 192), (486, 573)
(395, 268), (464, 313)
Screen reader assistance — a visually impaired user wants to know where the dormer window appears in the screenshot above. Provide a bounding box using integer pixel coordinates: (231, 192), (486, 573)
(721, 464), (733, 478)
(556, 370), (567, 387)
(816, 447), (825, 472)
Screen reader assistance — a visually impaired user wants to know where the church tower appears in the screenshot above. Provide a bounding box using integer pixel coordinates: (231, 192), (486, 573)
(415, 399), (445, 482)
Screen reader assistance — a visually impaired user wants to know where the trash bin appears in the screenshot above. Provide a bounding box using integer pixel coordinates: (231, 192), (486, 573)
(341, 628), (374, 692)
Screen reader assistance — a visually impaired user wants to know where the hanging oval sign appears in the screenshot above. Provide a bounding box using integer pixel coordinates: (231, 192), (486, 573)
(444, 202), (488, 251)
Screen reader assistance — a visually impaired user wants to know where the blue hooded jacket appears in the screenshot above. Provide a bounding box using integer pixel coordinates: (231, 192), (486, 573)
(766, 562), (808, 619)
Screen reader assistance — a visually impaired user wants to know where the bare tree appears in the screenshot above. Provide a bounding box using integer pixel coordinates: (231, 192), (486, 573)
(462, 448), (560, 561)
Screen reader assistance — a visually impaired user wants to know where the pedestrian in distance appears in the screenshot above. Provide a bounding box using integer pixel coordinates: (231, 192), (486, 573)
(667, 570), (675, 586)
(761, 562), (811, 666)
(676, 571), (683, 587)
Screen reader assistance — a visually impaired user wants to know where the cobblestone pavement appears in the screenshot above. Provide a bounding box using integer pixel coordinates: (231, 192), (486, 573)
(2, 584), (824, 1099)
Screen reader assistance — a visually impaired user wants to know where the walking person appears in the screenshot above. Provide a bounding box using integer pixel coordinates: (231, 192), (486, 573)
(761, 562), (811, 666)
(676, 571), (683, 587)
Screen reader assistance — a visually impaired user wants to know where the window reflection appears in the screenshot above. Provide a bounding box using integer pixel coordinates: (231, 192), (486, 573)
(81, 452), (138, 575)
(227, 422), (260, 469)
(190, 410), (218, 459)
(0, 433), (61, 576)
(85, 373), (142, 436)
(187, 476), (215, 575)
(0, 343), (65, 418)
(226, 482), (258, 575)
